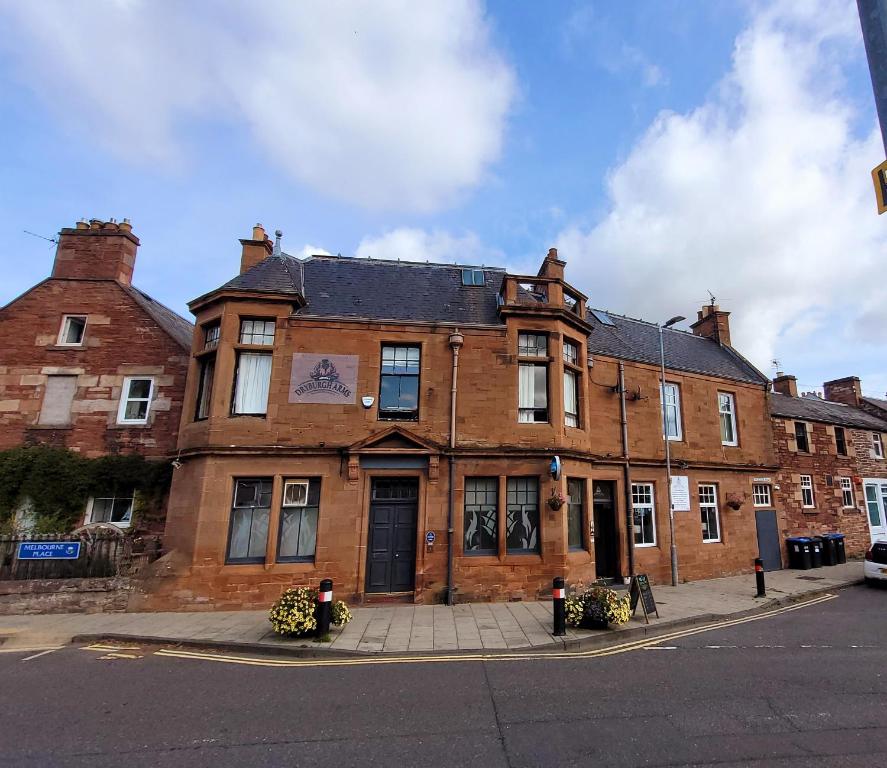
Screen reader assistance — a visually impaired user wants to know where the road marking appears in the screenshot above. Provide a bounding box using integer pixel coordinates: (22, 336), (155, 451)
(644, 646), (677, 650)
(150, 593), (840, 669)
(20, 648), (62, 662)
(82, 644), (142, 653)
(0, 645), (64, 655)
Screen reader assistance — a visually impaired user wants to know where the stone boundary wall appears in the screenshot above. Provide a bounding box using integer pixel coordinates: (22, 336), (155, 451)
(0, 577), (131, 615)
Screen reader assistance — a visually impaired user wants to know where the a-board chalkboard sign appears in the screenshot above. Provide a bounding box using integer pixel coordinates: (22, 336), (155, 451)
(629, 574), (659, 624)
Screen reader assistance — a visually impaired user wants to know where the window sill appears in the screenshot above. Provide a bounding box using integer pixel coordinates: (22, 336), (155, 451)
(224, 559), (267, 566)
(378, 415), (419, 422)
(114, 421), (150, 428)
(702, 539), (722, 544)
(46, 345), (86, 352)
(229, 413), (267, 419)
(634, 543), (657, 549)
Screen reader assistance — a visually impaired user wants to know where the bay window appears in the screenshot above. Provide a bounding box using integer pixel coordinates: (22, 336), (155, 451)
(233, 352), (272, 415)
(518, 332), (548, 423)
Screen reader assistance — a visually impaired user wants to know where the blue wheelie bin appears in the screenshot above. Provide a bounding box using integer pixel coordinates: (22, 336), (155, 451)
(786, 537), (812, 570)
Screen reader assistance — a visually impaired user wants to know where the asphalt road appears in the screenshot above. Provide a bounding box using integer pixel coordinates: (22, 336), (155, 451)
(1, 585), (885, 768)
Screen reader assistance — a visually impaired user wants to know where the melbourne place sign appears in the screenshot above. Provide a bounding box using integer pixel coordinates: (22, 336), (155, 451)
(289, 354), (358, 404)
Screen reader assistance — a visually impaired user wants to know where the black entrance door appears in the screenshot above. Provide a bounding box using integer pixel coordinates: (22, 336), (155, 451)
(755, 509), (782, 571)
(366, 478), (419, 593)
(593, 480), (620, 580)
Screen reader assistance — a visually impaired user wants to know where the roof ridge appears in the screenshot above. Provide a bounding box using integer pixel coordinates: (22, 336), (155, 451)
(293, 253), (507, 272)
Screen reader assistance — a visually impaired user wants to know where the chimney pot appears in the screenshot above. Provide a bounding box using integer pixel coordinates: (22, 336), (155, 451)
(52, 217), (139, 284)
(691, 303), (731, 346)
(773, 374), (798, 398)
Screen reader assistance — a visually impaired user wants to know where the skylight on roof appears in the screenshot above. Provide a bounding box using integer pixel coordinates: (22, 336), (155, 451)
(461, 268), (485, 286)
(590, 309), (615, 326)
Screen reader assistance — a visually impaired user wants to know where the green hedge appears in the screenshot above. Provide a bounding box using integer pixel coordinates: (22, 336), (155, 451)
(0, 446), (172, 534)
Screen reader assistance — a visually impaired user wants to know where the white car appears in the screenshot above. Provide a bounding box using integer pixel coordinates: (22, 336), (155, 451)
(864, 538), (887, 585)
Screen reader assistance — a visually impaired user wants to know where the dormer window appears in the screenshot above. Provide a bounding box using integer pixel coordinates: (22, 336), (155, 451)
(239, 319), (275, 345)
(461, 268), (485, 286)
(518, 332), (548, 423)
(58, 315), (87, 346)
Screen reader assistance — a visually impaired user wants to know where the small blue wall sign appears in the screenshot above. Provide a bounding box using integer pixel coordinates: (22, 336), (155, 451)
(17, 542), (81, 560)
(425, 531), (436, 546)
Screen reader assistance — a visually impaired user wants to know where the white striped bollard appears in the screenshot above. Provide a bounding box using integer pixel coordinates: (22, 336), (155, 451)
(553, 577), (566, 636)
(317, 578), (333, 637)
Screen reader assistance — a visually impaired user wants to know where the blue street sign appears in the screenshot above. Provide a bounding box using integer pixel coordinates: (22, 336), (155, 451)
(425, 531), (436, 546)
(17, 542), (81, 560)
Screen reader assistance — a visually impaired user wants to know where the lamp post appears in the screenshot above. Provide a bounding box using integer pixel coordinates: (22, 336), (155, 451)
(659, 315), (685, 587)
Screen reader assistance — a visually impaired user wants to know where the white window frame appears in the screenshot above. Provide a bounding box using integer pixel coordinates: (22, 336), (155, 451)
(872, 433), (884, 459)
(86, 493), (134, 528)
(282, 480), (309, 507)
(752, 483), (772, 507)
(718, 392), (738, 446)
(631, 482), (656, 547)
(840, 477), (854, 508)
(116, 377), (154, 425)
(699, 483), (721, 543)
(563, 368), (579, 428)
(239, 318), (276, 346)
(57, 315), (87, 347)
(562, 340), (578, 365)
(800, 475), (815, 508)
(661, 382), (683, 441)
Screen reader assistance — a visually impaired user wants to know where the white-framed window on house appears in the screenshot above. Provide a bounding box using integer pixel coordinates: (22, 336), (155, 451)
(518, 333), (549, 424)
(662, 382), (682, 441)
(277, 479), (320, 562)
(117, 377), (154, 424)
(563, 369), (579, 428)
(57, 315), (87, 346)
(631, 482), (656, 547)
(227, 478), (272, 564)
(87, 491), (134, 527)
(239, 318), (276, 346)
(800, 475), (815, 508)
(232, 352), (272, 415)
(872, 433), (884, 459)
(718, 392), (738, 446)
(699, 484), (721, 542)
(753, 483), (772, 507)
(562, 339), (579, 365)
(840, 477), (854, 508)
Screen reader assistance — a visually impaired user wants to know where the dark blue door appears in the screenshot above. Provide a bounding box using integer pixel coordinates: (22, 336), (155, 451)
(755, 509), (782, 571)
(366, 478), (418, 593)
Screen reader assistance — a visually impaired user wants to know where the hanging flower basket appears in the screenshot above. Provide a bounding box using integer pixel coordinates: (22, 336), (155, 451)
(725, 492), (745, 510)
(547, 490), (566, 510)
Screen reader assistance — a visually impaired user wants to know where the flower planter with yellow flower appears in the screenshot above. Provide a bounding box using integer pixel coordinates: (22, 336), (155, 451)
(270, 586), (353, 638)
(565, 585), (631, 630)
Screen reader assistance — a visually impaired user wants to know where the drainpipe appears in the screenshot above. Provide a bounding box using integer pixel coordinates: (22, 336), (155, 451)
(619, 362), (635, 577)
(446, 329), (464, 606)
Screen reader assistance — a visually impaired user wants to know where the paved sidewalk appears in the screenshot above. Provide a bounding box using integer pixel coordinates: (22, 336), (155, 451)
(0, 562), (863, 656)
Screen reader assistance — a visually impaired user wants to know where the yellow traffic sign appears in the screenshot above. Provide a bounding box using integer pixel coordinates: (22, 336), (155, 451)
(873, 159), (887, 215)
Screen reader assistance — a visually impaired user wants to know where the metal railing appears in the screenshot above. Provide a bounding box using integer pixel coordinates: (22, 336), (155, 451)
(0, 532), (161, 581)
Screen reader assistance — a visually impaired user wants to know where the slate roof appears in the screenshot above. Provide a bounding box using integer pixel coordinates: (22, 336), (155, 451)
(123, 285), (194, 350)
(212, 253), (771, 383)
(218, 253), (504, 326)
(585, 310), (769, 385)
(769, 392), (887, 430)
(863, 396), (887, 415)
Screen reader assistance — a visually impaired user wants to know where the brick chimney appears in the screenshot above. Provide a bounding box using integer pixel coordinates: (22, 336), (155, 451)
(537, 247), (565, 281)
(772, 373), (798, 398)
(690, 303), (731, 347)
(51, 218), (139, 285)
(239, 223), (273, 274)
(823, 376), (861, 406)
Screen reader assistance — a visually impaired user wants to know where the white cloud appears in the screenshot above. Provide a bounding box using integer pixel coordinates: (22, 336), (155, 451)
(0, 1), (514, 212)
(292, 244), (333, 260)
(557, 0), (885, 372)
(355, 227), (504, 265)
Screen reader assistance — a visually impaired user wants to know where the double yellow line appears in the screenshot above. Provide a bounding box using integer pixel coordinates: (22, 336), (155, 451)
(149, 592), (837, 669)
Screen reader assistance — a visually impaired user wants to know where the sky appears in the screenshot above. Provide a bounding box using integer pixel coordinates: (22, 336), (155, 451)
(0, 0), (884, 396)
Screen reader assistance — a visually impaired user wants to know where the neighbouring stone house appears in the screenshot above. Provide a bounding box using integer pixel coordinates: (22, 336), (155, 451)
(0, 219), (192, 532)
(139, 225), (778, 610)
(769, 374), (887, 557)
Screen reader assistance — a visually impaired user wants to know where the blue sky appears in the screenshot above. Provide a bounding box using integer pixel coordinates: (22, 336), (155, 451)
(0, 1), (884, 396)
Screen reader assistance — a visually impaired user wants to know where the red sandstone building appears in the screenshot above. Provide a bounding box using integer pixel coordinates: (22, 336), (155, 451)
(0, 219), (192, 529)
(145, 225), (780, 609)
(769, 374), (887, 556)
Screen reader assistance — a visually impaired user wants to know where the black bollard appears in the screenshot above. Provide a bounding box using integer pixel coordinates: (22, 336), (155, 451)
(754, 558), (766, 597)
(317, 578), (333, 636)
(552, 577), (566, 636)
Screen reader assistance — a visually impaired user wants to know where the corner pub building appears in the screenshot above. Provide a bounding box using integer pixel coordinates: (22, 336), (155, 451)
(143, 225), (777, 609)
